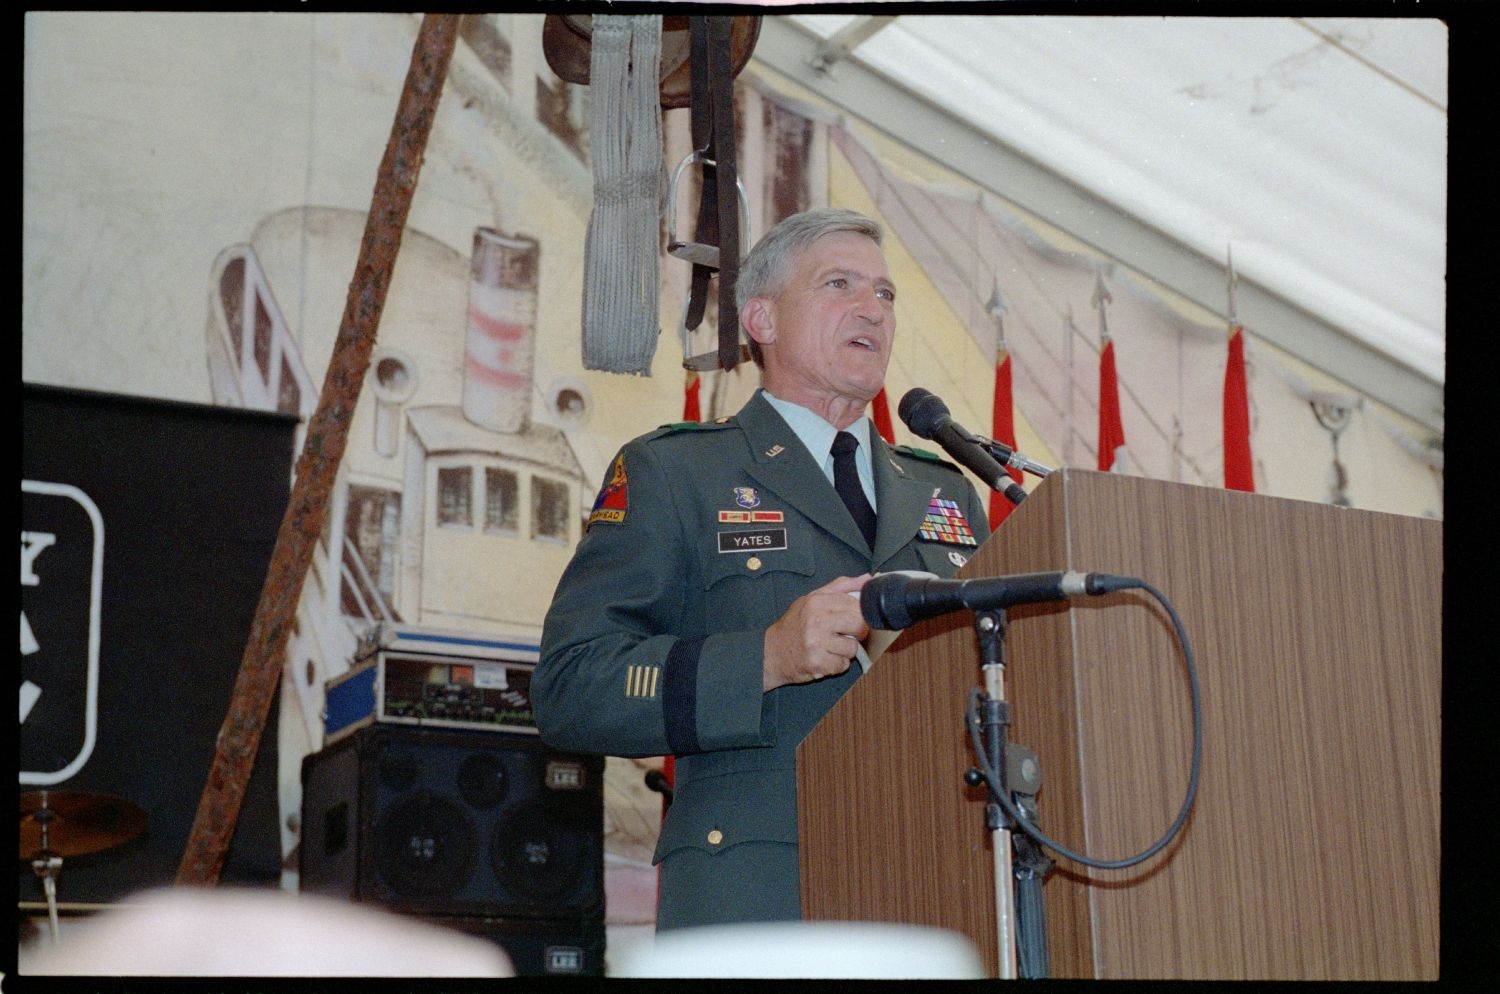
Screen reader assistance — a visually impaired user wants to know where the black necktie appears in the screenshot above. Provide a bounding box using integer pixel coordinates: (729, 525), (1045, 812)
(831, 431), (877, 549)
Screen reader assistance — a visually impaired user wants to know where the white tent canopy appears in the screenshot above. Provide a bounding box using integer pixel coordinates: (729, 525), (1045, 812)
(752, 14), (1446, 435)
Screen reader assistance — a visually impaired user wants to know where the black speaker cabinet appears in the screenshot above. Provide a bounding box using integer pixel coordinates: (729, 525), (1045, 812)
(299, 725), (605, 924)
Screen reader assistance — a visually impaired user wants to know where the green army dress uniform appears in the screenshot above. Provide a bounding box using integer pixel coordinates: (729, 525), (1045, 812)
(534, 389), (991, 930)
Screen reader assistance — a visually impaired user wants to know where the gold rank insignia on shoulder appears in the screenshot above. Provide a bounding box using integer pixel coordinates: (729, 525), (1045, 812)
(588, 452), (629, 525)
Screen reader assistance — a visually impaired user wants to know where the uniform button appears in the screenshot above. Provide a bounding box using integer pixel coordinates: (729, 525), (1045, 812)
(707, 830), (724, 845)
(746, 556), (762, 571)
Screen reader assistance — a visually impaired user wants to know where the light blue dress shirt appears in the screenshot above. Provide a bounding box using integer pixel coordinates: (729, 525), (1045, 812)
(761, 390), (878, 511)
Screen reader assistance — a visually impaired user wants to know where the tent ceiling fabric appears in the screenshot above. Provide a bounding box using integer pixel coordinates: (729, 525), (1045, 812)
(753, 14), (1445, 435)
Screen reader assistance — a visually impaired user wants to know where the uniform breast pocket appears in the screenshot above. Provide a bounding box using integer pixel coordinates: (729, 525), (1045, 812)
(701, 541), (817, 632)
(885, 539), (973, 578)
(653, 767), (798, 863)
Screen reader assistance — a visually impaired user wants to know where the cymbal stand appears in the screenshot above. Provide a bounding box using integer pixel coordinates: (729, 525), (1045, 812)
(29, 792), (64, 945)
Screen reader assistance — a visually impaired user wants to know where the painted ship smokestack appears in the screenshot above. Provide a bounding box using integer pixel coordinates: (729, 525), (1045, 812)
(462, 228), (540, 434)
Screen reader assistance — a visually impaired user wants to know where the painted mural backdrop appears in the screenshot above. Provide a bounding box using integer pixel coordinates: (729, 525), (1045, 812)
(23, 12), (1442, 931)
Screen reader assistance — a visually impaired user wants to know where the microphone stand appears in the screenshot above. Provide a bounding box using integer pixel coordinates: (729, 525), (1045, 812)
(969, 608), (1052, 979)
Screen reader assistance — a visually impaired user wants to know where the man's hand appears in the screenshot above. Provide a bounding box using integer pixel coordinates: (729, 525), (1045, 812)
(763, 574), (872, 692)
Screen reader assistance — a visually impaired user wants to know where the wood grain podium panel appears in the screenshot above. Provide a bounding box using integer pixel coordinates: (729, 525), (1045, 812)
(798, 469), (1440, 980)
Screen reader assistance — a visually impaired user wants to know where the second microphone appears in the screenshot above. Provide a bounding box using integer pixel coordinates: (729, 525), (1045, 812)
(898, 387), (1028, 506)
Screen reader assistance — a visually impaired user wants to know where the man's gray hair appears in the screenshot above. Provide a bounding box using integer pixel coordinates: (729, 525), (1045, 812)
(736, 207), (884, 367)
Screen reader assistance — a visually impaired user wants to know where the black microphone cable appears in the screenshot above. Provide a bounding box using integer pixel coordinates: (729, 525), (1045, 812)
(966, 578), (1202, 870)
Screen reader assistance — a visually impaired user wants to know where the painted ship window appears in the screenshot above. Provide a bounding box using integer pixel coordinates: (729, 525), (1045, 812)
(531, 475), (570, 543)
(484, 467), (520, 534)
(536, 74), (588, 163)
(208, 243), (315, 421)
(438, 467), (473, 529)
(343, 485), (401, 619)
(766, 99), (814, 221)
(460, 15), (512, 94)
(219, 257), (246, 369)
(253, 294), (274, 384)
(278, 356), (302, 415)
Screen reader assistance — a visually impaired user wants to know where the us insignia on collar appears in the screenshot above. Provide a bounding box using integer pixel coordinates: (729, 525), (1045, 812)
(588, 453), (629, 525)
(918, 497), (978, 546)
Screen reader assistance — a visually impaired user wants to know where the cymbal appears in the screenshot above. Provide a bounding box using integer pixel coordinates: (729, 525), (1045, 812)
(20, 790), (147, 859)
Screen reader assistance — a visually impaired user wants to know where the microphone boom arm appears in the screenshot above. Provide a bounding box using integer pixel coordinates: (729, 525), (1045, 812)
(974, 435), (1054, 478)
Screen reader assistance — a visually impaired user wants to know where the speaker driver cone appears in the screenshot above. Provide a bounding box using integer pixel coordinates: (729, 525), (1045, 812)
(374, 791), (477, 899)
(456, 750), (510, 809)
(491, 807), (584, 903)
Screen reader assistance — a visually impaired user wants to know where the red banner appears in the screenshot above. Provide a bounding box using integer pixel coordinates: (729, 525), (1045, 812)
(683, 370), (701, 423)
(871, 387), (896, 445)
(1223, 326), (1254, 491)
(1098, 339), (1125, 472)
(989, 351), (1023, 528)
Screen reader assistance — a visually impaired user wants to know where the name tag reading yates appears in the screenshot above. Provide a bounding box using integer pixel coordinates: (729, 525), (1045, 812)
(717, 528), (788, 553)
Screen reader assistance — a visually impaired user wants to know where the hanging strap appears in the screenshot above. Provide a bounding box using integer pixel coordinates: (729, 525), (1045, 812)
(681, 16), (743, 372)
(683, 17), (716, 333)
(707, 17), (741, 371)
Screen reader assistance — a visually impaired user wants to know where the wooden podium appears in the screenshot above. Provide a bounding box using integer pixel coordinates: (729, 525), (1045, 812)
(797, 469), (1441, 980)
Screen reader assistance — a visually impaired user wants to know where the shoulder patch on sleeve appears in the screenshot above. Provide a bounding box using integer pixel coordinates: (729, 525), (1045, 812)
(588, 451), (630, 526)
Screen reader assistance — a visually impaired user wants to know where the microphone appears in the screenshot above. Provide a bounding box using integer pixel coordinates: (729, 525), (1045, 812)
(898, 388), (1027, 504)
(860, 569), (1141, 630)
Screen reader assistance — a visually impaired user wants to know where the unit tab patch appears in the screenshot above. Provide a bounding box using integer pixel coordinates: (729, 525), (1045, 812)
(588, 452), (629, 525)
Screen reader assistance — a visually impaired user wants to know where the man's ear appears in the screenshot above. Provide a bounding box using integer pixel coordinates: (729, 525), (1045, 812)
(741, 297), (775, 349)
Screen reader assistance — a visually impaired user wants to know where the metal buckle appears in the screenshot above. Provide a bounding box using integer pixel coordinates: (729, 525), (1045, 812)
(665, 149), (751, 270)
(666, 150), (753, 372)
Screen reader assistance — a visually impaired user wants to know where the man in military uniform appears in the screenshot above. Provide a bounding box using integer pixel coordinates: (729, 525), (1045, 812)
(535, 207), (991, 930)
